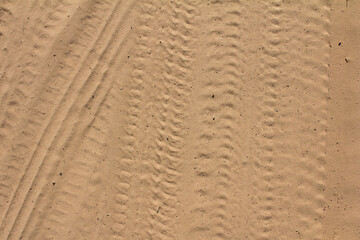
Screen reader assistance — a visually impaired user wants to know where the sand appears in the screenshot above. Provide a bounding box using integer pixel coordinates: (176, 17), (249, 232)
(0, 0), (359, 239)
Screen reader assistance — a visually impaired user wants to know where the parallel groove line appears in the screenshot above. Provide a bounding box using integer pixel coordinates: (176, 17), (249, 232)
(0, 1), (127, 238)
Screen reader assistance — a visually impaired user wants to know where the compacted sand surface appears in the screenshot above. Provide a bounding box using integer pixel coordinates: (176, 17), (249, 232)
(0, 0), (359, 239)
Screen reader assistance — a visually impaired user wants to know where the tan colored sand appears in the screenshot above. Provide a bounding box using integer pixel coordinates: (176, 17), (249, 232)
(0, 0), (359, 239)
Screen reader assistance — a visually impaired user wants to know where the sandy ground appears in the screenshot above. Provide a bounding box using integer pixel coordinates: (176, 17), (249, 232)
(0, 0), (359, 239)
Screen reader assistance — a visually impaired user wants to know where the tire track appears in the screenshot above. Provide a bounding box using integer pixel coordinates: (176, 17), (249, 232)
(252, 1), (330, 239)
(0, 1), (333, 239)
(251, 2), (283, 238)
(0, 0), (80, 184)
(105, 1), (160, 239)
(186, 1), (246, 239)
(0, 0), (78, 163)
(145, 1), (197, 238)
(271, 1), (330, 239)
(0, 1), (128, 238)
(106, 1), (198, 239)
(7, 1), (137, 239)
(28, 93), (112, 240)
(0, 0), (87, 227)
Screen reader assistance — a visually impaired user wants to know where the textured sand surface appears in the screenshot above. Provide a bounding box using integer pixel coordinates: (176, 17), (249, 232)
(0, 0), (359, 239)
